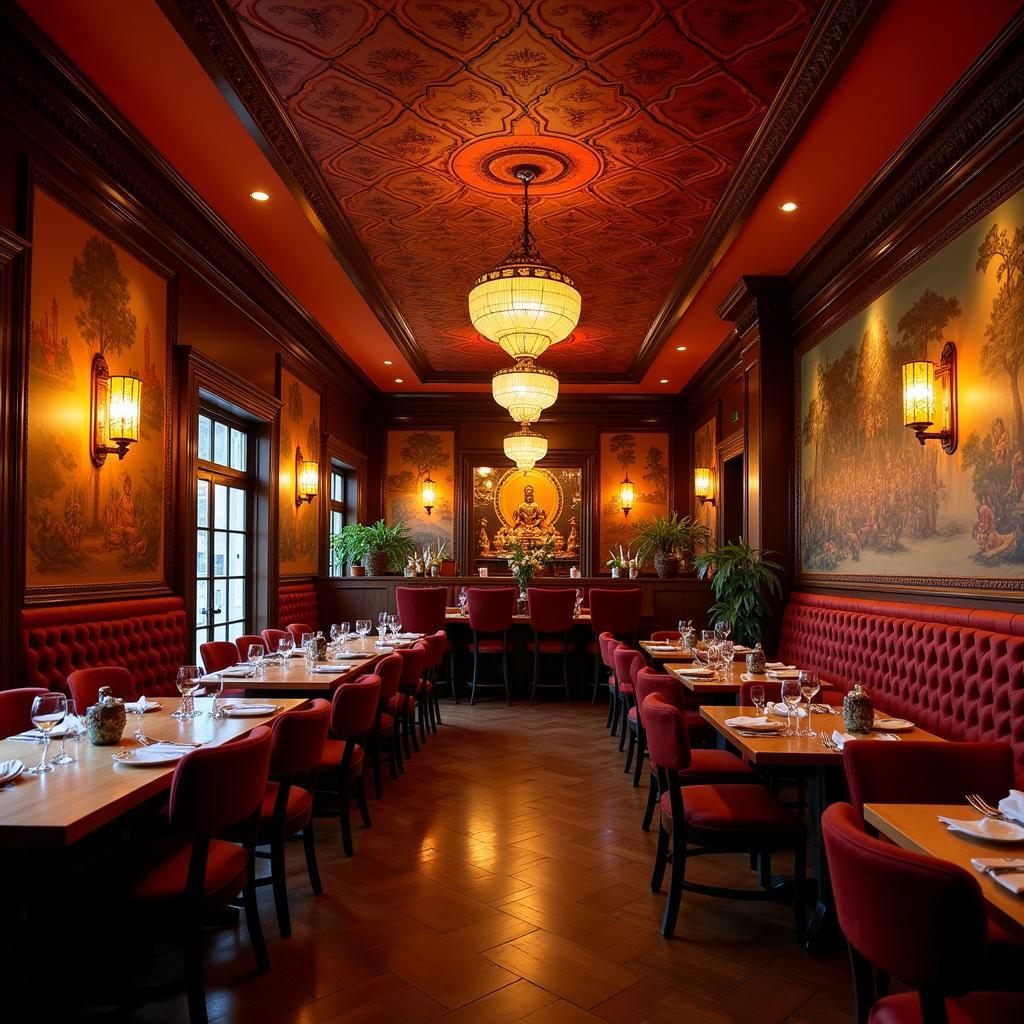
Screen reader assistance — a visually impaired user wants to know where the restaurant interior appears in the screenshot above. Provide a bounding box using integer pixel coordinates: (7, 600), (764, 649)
(2, 0), (1024, 1021)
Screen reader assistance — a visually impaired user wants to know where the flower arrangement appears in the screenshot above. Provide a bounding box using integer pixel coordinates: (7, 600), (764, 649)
(606, 545), (634, 577)
(506, 537), (555, 593)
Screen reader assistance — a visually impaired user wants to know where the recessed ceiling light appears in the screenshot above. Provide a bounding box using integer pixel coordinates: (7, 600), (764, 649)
(659, 378), (669, 384)
(249, 190), (270, 202)
(779, 200), (799, 213)
(383, 359), (393, 366)
(394, 377), (404, 384)
(676, 345), (687, 352)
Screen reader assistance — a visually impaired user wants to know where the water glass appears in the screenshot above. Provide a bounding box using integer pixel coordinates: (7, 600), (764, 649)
(717, 640), (735, 675)
(205, 672), (225, 719)
(714, 619), (731, 642)
(51, 697), (79, 765)
(132, 694), (149, 743)
(247, 642), (265, 679)
(173, 666), (203, 720)
(798, 670), (821, 737)
(780, 680), (802, 736)
(355, 619), (371, 644)
(26, 692), (67, 774)
(278, 636), (294, 670)
(749, 684), (766, 719)
(700, 629), (715, 647)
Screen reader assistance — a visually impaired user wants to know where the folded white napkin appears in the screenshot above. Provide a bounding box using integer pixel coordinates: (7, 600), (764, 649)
(221, 665), (255, 677)
(770, 702), (806, 718)
(765, 662), (796, 671)
(971, 857), (1024, 895)
(124, 698), (162, 713)
(648, 644), (679, 651)
(0, 759), (25, 783)
(394, 632), (424, 640)
(831, 730), (899, 750)
(675, 666), (713, 677)
(10, 724), (73, 741)
(724, 716), (783, 731)
(312, 664), (350, 673)
(940, 815), (1024, 843)
(998, 790), (1024, 824)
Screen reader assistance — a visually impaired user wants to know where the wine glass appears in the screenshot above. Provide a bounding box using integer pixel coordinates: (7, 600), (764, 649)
(132, 693), (150, 743)
(780, 680), (802, 736)
(51, 697), (79, 765)
(204, 672), (225, 719)
(714, 619), (731, 642)
(173, 666), (202, 720)
(339, 621), (351, 648)
(247, 643), (265, 679)
(798, 670), (820, 737)
(389, 614), (402, 640)
(26, 692), (67, 774)
(378, 611), (389, 634)
(278, 636), (294, 671)
(692, 643), (713, 674)
(717, 640), (736, 675)
(749, 684), (766, 719)
(677, 619), (687, 649)
(700, 629), (715, 647)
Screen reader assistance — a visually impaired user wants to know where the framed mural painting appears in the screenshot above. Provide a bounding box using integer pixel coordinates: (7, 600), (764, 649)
(385, 429), (455, 564)
(599, 431), (670, 569)
(24, 174), (174, 600)
(797, 181), (1024, 593)
(278, 359), (322, 578)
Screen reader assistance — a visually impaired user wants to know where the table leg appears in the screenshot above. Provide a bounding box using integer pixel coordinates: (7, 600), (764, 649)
(804, 764), (845, 954)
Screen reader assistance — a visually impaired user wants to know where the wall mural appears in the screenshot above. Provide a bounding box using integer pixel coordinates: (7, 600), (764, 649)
(599, 431), (670, 564)
(25, 184), (171, 594)
(278, 366), (321, 575)
(693, 416), (717, 547)
(385, 429), (454, 559)
(799, 185), (1024, 589)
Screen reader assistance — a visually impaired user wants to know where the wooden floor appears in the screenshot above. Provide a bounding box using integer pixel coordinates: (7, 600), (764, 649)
(116, 701), (855, 1024)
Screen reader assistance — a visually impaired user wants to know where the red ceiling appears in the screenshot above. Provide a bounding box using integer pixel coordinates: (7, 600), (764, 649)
(14, 0), (1024, 393)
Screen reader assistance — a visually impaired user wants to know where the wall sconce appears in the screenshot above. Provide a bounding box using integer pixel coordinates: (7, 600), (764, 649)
(422, 472), (437, 516)
(902, 342), (958, 453)
(90, 353), (142, 467)
(694, 467), (716, 507)
(619, 474), (635, 517)
(295, 447), (318, 506)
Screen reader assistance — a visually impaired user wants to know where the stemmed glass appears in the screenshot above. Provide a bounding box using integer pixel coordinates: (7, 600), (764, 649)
(749, 684), (766, 719)
(798, 670), (820, 737)
(692, 642), (713, 675)
(355, 619), (371, 647)
(330, 623), (344, 650)
(458, 587), (468, 615)
(339, 621), (350, 650)
(51, 697), (79, 765)
(278, 636), (294, 671)
(717, 639), (736, 677)
(389, 614), (402, 640)
(173, 666), (202, 720)
(677, 619), (687, 649)
(132, 693), (149, 743)
(26, 692), (67, 774)
(780, 680), (802, 736)
(714, 619), (731, 642)
(205, 672), (225, 720)
(247, 642), (265, 679)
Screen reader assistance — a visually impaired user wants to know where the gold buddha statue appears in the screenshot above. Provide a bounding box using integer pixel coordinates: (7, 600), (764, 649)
(494, 483), (562, 551)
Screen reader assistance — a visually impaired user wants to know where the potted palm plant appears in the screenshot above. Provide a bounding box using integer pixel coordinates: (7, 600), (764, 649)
(364, 519), (415, 576)
(691, 539), (783, 646)
(633, 512), (712, 578)
(330, 523), (371, 577)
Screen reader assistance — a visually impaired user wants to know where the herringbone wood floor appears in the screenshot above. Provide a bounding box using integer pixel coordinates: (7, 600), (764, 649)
(117, 701), (855, 1024)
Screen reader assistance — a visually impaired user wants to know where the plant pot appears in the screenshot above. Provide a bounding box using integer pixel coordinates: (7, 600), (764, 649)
(653, 552), (681, 579)
(610, 567), (621, 579)
(349, 565), (365, 577)
(367, 550), (390, 576)
(430, 565), (439, 577)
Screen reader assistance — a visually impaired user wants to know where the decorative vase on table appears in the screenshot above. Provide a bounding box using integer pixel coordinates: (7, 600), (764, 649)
(745, 643), (766, 675)
(843, 684), (873, 734)
(86, 686), (126, 745)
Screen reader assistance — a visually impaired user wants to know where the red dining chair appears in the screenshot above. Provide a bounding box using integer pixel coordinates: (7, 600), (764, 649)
(467, 586), (517, 705)
(650, 630), (679, 642)
(394, 644), (427, 757)
(369, 653), (403, 796)
(125, 726), (273, 1024)
(601, 634), (623, 730)
(634, 667), (757, 830)
(395, 586), (447, 633)
(0, 687), (49, 738)
(822, 802), (1024, 1024)
(611, 646), (643, 750)
(234, 634), (265, 662)
(200, 641), (239, 675)
(588, 587), (642, 706)
(286, 622), (315, 645)
(66, 668), (135, 712)
(526, 587), (575, 705)
(262, 628), (291, 656)
(417, 630), (446, 735)
(643, 691), (805, 940)
(317, 676), (381, 857)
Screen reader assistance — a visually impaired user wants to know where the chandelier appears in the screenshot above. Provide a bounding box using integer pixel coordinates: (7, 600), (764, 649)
(503, 424), (548, 473)
(491, 358), (558, 424)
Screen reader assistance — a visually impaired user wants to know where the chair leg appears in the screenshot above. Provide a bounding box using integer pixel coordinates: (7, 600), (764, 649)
(624, 728), (636, 773)
(591, 653), (601, 705)
(660, 819), (686, 938)
(302, 821), (322, 895)
(243, 852), (270, 971)
(530, 633), (540, 705)
(562, 643), (572, 705)
(409, 712), (420, 753)
(393, 720), (404, 774)
(606, 684), (616, 729)
(793, 836), (808, 945)
(642, 771), (658, 831)
(417, 699), (427, 744)
(269, 839), (291, 939)
(372, 744), (383, 799)
(339, 791), (353, 857)
(502, 639), (512, 705)
(650, 817), (670, 891)
(632, 728), (645, 788)
(433, 689), (443, 726)
(183, 929), (207, 1024)
(355, 776), (371, 828)
(470, 641), (479, 705)
(618, 699), (629, 751)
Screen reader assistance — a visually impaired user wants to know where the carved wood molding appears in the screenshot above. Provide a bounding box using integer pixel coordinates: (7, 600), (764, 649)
(376, 393), (685, 423)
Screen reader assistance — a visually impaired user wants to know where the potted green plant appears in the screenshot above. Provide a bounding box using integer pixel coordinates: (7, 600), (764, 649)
(692, 539), (783, 646)
(633, 512), (711, 578)
(330, 523), (371, 577)
(364, 519), (415, 576)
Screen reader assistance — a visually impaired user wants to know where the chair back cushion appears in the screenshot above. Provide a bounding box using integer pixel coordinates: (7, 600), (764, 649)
(467, 587), (517, 633)
(641, 692), (692, 772)
(66, 667), (136, 711)
(527, 587), (576, 634)
(0, 687), (48, 738)
(261, 629), (291, 654)
(779, 592), (1024, 785)
(822, 802), (985, 992)
(634, 668), (681, 728)
(286, 622), (315, 645)
(200, 641), (239, 675)
(270, 699), (330, 776)
(419, 630), (446, 671)
(395, 587), (448, 634)
(234, 635), (265, 662)
(396, 644), (426, 694)
(375, 653), (403, 703)
(169, 725), (272, 837)
(650, 630), (677, 642)
(20, 598), (187, 697)
(843, 740), (1014, 815)
(279, 582), (318, 632)
(589, 588), (642, 637)
(330, 677), (382, 738)
(612, 646), (643, 691)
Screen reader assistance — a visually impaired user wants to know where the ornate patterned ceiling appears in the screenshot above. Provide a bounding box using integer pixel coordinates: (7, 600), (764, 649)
(225, 0), (822, 378)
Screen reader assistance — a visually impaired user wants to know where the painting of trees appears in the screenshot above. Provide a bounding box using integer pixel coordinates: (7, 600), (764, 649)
(609, 433), (636, 473)
(643, 445), (667, 501)
(399, 431), (450, 485)
(70, 235), (137, 358)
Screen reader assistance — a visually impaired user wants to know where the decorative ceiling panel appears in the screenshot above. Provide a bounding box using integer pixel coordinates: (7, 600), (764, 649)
(226, 0), (823, 377)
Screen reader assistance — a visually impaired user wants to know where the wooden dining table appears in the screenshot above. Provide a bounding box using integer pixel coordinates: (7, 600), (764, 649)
(445, 608), (591, 624)
(864, 802), (1024, 936)
(0, 697), (306, 848)
(231, 635), (390, 695)
(639, 641), (752, 663)
(665, 662), (741, 697)
(699, 703), (946, 952)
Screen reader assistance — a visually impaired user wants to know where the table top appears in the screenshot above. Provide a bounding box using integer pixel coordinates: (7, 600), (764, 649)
(665, 663), (741, 693)
(698, 705), (945, 767)
(640, 641), (751, 662)
(445, 609), (592, 625)
(864, 803), (1024, 935)
(0, 697), (306, 847)
(240, 636), (387, 691)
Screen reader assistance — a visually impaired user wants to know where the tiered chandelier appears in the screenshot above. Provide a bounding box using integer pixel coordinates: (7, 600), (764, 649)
(468, 165), (581, 472)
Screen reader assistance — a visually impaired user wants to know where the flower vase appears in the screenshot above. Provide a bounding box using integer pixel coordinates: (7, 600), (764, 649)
(610, 567), (621, 579)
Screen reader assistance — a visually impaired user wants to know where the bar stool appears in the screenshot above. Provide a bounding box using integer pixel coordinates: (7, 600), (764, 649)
(526, 586), (575, 704)
(467, 586), (517, 705)
(588, 587), (642, 707)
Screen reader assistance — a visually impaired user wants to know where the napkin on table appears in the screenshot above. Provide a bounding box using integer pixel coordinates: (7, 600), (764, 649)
(831, 730), (899, 750)
(724, 716), (783, 731)
(998, 790), (1024, 825)
(674, 667), (713, 677)
(971, 857), (1024, 895)
(765, 662), (796, 671)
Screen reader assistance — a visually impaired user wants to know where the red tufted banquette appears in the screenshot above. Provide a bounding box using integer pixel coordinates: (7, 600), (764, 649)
(279, 581), (319, 633)
(778, 592), (1024, 786)
(20, 597), (187, 698)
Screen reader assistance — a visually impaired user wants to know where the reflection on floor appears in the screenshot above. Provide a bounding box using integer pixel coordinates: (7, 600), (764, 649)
(116, 701), (854, 1023)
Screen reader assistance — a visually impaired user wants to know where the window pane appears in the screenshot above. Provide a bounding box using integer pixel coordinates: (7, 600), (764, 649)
(196, 633), (208, 665)
(212, 580), (227, 624)
(196, 580), (208, 622)
(229, 578), (245, 622)
(213, 484), (228, 529)
(230, 428), (247, 472)
(229, 532), (245, 575)
(213, 421), (229, 466)
(196, 530), (208, 577)
(198, 415), (212, 462)
(197, 479), (209, 528)
(213, 531), (227, 577)
(331, 471), (342, 502)
(229, 487), (246, 531)
(212, 624), (227, 642)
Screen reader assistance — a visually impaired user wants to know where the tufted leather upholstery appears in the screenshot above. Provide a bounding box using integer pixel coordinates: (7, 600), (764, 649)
(279, 582), (319, 632)
(20, 598), (187, 698)
(778, 592), (1024, 786)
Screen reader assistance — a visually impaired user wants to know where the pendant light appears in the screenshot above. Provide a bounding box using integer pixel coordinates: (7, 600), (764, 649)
(491, 358), (559, 424)
(503, 424), (548, 473)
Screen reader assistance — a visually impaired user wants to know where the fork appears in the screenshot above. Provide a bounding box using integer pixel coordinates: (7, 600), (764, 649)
(965, 793), (1008, 820)
(818, 731), (838, 751)
(138, 736), (203, 748)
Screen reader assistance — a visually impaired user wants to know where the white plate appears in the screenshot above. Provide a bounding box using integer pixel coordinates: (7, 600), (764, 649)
(873, 717), (914, 732)
(0, 759), (25, 785)
(222, 704), (279, 717)
(112, 746), (189, 767)
(939, 815), (1024, 844)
